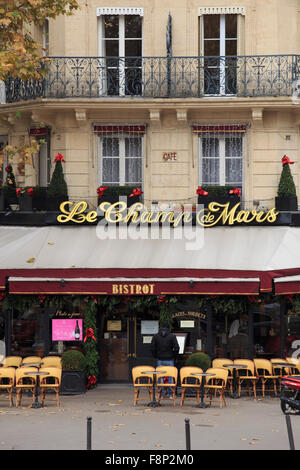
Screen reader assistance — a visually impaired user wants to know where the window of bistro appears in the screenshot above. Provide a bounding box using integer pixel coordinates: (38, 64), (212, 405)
(1, 294), (299, 383)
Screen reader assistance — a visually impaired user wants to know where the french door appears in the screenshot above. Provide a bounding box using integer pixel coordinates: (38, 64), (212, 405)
(202, 14), (238, 95)
(98, 14), (143, 96)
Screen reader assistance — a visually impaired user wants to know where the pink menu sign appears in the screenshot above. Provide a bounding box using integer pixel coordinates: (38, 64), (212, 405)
(52, 319), (83, 341)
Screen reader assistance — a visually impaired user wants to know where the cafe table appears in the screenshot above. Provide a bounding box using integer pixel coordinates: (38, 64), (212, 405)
(191, 372), (216, 408)
(223, 364), (247, 399)
(141, 370), (167, 408)
(24, 370), (49, 409)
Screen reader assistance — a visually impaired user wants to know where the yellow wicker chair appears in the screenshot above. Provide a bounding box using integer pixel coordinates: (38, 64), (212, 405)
(3, 356), (22, 368)
(234, 359), (257, 398)
(180, 366), (202, 406)
(212, 359), (233, 395)
(0, 367), (15, 407)
(285, 358), (300, 376)
(204, 368), (228, 408)
(132, 366), (155, 406)
(39, 367), (62, 407)
(21, 356), (42, 366)
(40, 356), (62, 368)
(15, 367), (37, 407)
(156, 366), (178, 406)
(254, 359), (278, 397)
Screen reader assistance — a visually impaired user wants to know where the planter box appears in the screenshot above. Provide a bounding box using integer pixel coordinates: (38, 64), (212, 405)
(18, 194), (33, 211)
(198, 195), (240, 209)
(47, 194), (68, 211)
(98, 194), (141, 208)
(60, 370), (86, 395)
(275, 196), (298, 212)
(0, 191), (4, 211)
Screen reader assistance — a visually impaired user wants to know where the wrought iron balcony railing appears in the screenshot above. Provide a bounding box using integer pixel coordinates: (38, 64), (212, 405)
(5, 55), (300, 102)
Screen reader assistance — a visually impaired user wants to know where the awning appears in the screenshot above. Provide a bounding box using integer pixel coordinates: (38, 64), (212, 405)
(0, 225), (300, 295)
(274, 275), (300, 295)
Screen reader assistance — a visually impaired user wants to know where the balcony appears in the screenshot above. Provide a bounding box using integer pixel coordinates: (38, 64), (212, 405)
(4, 55), (300, 102)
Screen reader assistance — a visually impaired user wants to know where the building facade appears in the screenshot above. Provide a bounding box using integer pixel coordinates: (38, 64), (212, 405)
(0, 1), (300, 383)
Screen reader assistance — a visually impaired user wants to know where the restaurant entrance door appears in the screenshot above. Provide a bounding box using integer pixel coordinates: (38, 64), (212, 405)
(99, 315), (136, 382)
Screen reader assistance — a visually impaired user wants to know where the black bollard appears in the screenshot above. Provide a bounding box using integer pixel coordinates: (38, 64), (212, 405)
(185, 417), (191, 450)
(87, 416), (92, 450)
(285, 414), (295, 450)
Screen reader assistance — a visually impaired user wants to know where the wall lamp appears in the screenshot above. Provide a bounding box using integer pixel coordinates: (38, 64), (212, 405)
(189, 280), (195, 288)
(61, 279), (66, 287)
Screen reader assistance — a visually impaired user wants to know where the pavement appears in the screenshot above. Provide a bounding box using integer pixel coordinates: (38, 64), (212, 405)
(0, 384), (299, 452)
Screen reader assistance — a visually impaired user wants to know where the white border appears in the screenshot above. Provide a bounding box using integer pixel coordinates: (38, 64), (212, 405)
(97, 7), (144, 16)
(198, 6), (245, 16)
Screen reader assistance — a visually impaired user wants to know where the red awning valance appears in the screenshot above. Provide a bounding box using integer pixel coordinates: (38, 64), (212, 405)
(192, 124), (248, 134)
(274, 275), (300, 295)
(29, 127), (49, 136)
(8, 276), (260, 296)
(93, 125), (147, 134)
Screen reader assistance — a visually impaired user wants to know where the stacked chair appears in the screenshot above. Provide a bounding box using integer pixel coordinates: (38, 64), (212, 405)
(179, 366), (202, 406)
(204, 367), (228, 408)
(0, 355), (62, 407)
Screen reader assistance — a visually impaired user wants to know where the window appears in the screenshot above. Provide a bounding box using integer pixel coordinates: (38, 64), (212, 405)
(202, 14), (238, 95)
(98, 14), (143, 96)
(198, 129), (243, 188)
(98, 133), (143, 186)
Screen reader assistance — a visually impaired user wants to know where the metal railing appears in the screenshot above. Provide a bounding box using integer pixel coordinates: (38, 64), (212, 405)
(5, 54), (300, 102)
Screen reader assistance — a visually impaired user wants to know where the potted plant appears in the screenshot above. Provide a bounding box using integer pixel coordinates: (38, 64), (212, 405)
(16, 187), (34, 211)
(185, 352), (211, 371)
(47, 153), (68, 211)
(60, 349), (87, 395)
(275, 155), (298, 211)
(197, 185), (241, 209)
(97, 185), (143, 208)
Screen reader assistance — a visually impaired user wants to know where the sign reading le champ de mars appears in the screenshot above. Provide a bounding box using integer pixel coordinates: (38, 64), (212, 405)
(57, 201), (279, 227)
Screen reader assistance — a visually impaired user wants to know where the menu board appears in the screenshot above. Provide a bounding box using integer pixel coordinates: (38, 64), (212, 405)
(52, 319), (83, 341)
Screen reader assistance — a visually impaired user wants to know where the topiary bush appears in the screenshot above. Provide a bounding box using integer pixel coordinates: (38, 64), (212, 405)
(277, 157), (297, 197)
(185, 352), (211, 371)
(62, 350), (87, 371)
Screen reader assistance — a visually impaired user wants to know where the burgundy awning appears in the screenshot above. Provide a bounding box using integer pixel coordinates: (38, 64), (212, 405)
(274, 275), (300, 295)
(192, 124), (248, 133)
(93, 125), (147, 134)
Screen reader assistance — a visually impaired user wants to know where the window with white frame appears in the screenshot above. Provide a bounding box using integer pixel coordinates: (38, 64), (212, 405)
(202, 14), (238, 95)
(97, 129), (143, 186)
(198, 127), (244, 188)
(98, 13), (143, 96)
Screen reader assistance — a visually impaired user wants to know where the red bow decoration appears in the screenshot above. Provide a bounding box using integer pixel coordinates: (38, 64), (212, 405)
(84, 328), (96, 343)
(87, 375), (97, 389)
(38, 295), (46, 303)
(123, 295), (131, 303)
(5, 166), (11, 173)
(229, 187), (241, 196)
(282, 155), (294, 165)
(16, 188), (21, 196)
(158, 295), (167, 304)
(27, 188), (34, 196)
(90, 296), (98, 304)
(97, 186), (108, 198)
(54, 153), (65, 162)
(129, 188), (143, 198)
(196, 186), (208, 196)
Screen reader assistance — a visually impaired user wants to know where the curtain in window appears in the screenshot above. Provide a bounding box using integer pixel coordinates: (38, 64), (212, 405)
(94, 125), (146, 186)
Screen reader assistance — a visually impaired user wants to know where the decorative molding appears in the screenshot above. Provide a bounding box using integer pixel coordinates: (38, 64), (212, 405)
(149, 109), (161, 129)
(198, 6), (246, 16)
(75, 109), (87, 122)
(252, 108), (264, 121)
(97, 7), (144, 16)
(176, 109), (188, 123)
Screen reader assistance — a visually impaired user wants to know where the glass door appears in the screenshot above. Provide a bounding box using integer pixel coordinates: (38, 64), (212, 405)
(203, 14), (237, 95)
(100, 315), (136, 382)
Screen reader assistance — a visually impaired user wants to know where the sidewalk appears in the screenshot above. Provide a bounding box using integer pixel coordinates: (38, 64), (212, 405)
(0, 384), (299, 451)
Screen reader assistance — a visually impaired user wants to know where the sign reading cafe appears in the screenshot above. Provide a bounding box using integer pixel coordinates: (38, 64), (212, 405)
(57, 201), (279, 227)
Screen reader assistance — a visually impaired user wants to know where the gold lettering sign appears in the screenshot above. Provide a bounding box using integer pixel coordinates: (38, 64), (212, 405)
(162, 152), (177, 161)
(112, 283), (155, 295)
(57, 201), (279, 227)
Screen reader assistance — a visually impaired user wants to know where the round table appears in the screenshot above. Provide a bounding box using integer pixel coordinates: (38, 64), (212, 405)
(223, 364), (247, 399)
(24, 371), (49, 408)
(191, 372), (216, 408)
(141, 370), (167, 408)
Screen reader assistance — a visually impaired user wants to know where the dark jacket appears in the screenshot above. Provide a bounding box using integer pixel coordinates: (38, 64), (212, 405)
(151, 326), (180, 360)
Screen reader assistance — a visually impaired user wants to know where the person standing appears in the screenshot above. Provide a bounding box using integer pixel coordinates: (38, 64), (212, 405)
(151, 322), (179, 398)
